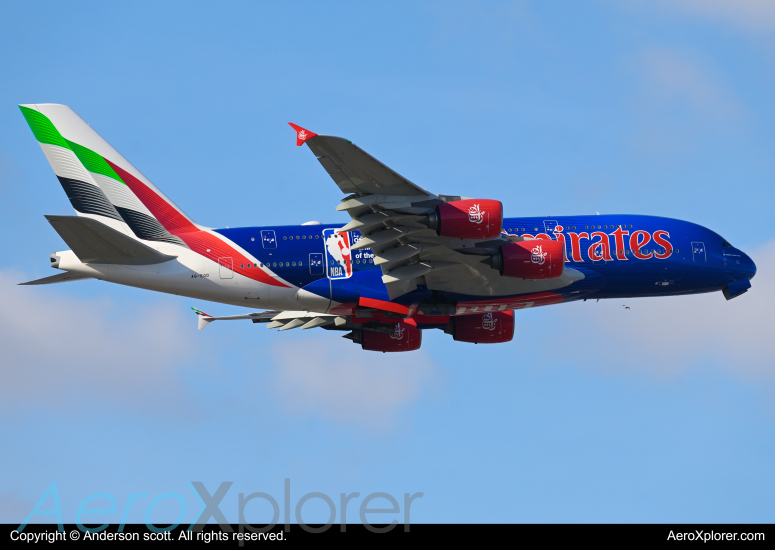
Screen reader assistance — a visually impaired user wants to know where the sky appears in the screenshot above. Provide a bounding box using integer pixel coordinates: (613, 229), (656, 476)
(1, 0), (774, 526)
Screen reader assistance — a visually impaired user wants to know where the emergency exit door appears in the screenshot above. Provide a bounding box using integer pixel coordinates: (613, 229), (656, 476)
(218, 257), (233, 278)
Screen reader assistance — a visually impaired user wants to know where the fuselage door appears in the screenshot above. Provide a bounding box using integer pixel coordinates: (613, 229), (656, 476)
(309, 253), (324, 275)
(543, 219), (568, 261)
(218, 257), (234, 279)
(692, 242), (706, 263)
(261, 230), (277, 249)
(543, 220), (560, 237)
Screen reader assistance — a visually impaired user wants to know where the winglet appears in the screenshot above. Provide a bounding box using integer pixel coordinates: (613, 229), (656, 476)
(191, 307), (214, 330)
(288, 123), (317, 146)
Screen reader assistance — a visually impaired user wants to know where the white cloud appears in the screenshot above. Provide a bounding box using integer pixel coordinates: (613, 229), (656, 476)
(550, 240), (774, 382)
(652, 0), (775, 34)
(0, 271), (202, 417)
(271, 336), (442, 430)
(425, 0), (540, 47)
(640, 47), (743, 119)
(0, 491), (34, 524)
(627, 47), (745, 157)
(0, 269), (442, 428)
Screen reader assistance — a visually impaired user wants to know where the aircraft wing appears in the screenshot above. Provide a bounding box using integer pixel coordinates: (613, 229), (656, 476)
(290, 124), (430, 198)
(291, 124), (582, 301)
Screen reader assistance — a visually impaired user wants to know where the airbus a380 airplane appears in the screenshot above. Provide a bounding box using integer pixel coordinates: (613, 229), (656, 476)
(19, 104), (757, 352)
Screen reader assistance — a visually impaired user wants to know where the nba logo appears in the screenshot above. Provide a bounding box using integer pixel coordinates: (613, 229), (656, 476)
(323, 228), (358, 279)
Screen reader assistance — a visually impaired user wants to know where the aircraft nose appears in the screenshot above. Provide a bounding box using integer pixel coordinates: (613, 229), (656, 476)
(738, 249), (757, 280)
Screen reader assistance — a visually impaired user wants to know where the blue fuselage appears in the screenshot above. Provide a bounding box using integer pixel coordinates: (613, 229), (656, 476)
(215, 214), (756, 309)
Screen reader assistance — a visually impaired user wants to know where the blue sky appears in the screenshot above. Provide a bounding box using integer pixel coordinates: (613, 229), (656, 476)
(1, 1), (774, 525)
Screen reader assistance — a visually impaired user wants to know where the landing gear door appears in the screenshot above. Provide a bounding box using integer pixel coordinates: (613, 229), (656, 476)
(323, 228), (356, 280)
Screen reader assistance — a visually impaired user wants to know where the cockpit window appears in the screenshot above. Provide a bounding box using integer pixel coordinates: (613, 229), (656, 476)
(722, 240), (733, 248)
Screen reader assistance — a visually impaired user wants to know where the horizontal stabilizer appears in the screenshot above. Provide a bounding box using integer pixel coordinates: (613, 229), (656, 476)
(46, 215), (176, 265)
(192, 307), (281, 330)
(19, 271), (92, 285)
(191, 307), (336, 331)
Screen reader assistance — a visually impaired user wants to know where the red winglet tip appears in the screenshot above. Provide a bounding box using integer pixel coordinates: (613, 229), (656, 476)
(288, 123), (317, 146)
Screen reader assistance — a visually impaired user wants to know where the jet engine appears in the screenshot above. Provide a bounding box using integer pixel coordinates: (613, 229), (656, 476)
(488, 240), (564, 279)
(347, 322), (422, 352)
(426, 199), (503, 240)
(447, 311), (515, 343)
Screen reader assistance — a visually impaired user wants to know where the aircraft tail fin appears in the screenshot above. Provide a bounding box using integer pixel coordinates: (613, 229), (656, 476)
(19, 104), (195, 247)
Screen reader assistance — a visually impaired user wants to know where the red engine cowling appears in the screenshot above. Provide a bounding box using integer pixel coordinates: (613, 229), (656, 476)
(451, 311), (515, 343)
(429, 199), (503, 240)
(491, 240), (564, 279)
(358, 323), (422, 352)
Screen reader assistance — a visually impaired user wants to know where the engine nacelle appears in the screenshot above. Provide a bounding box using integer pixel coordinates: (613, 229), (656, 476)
(427, 199), (503, 240)
(449, 311), (515, 344)
(489, 240), (564, 279)
(350, 323), (422, 352)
